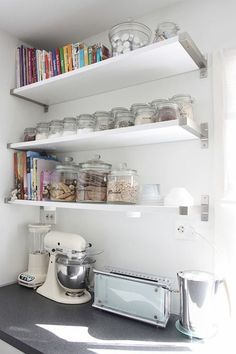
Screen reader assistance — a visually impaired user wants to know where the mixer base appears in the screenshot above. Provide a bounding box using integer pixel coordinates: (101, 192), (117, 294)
(175, 320), (217, 339)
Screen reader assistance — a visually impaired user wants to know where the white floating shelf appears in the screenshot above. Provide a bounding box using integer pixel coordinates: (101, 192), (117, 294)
(10, 33), (207, 111)
(8, 118), (204, 152)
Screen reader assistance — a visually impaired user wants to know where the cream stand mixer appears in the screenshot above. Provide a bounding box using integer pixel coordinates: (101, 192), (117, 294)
(37, 230), (95, 304)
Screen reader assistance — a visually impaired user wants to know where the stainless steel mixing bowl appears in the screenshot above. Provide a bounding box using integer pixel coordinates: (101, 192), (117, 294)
(56, 255), (95, 293)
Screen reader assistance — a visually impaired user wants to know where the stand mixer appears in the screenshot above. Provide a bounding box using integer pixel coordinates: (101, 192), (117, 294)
(37, 230), (95, 304)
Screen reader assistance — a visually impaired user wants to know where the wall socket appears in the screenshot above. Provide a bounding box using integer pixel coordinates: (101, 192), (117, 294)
(174, 220), (195, 240)
(40, 207), (56, 225)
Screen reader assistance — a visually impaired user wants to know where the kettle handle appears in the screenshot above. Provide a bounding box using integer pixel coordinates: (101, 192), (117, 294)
(219, 279), (232, 317)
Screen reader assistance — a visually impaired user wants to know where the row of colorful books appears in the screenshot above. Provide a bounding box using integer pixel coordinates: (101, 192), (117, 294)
(14, 151), (58, 201)
(16, 42), (110, 87)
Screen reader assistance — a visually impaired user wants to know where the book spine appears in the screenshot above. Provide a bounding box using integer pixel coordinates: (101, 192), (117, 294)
(20, 46), (24, 86)
(49, 51), (53, 78)
(63, 45), (68, 72)
(42, 50), (46, 80)
(56, 48), (61, 75)
(32, 48), (37, 83)
(67, 44), (73, 71)
(32, 159), (37, 201)
(23, 47), (26, 86)
(84, 46), (88, 66)
(45, 52), (49, 79)
(96, 45), (102, 62)
(59, 47), (65, 73)
(16, 48), (21, 88)
(17, 152), (24, 199)
(88, 46), (93, 65)
(13, 152), (18, 191)
(52, 49), (57, 76)
(22, 152), (27, 199)
(92, 44), (97, 64)
(79, 44), (85, 67)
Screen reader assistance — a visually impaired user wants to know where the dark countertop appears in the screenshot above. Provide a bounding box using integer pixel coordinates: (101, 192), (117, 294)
(0, 284), (229, 354)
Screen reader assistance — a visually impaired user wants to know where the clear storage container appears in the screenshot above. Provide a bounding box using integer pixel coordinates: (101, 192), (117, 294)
(110, 107), (130, 118)
(36, 122), (49, 140)
(23, 127), (36, 142)
(115, 111), (134, 128)
(135, 107), (155, 125)
(154, 22), (180, 42)
(156, 102), (180, 122)
(94, 111), (114, 131)
(77, 114), (95, 134)
(130, 103), (149, 115)
(109, 21), (152, 56)
(171, 94), (194, 120)
(50, 157), (77, 202)
(63, 117), (77, 136)
(149, 99), (169, 122)
(107, 163), (139, 204)
(77, 155), (112, 203)
(49, 120), (63, 138)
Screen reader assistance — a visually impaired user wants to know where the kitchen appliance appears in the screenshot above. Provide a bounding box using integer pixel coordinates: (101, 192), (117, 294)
(176, 270), (230, 339)
(37, 230), (95, 304)
(18, 224), (51, 289)
(93, 267), (172, 327)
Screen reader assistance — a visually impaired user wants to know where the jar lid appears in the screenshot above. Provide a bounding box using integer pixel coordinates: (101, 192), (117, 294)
(63, 117), (76, 123)
(24, 127), (36, 132)
(110, 107), (130, 116)
(150, 99), (169, 106)
(110, 163), (138, 176)
(157, 102), (179, 109)
(156, 22), (180, 31)
(77, 114), (95, 121)
(135, 106), (155, 114)
(79, 154), (112, 171)
(50, 120), (63, 126)
(116, 111), (134, 119)
(36, 122), (49, 127)
(93, 111), (111, 117)
(56, 156), (77, 171)
(28, 224), (51, 232)
(171, 94), (194, 103)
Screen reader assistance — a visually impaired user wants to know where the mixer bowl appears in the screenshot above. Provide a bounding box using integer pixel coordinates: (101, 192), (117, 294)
(56, 255), (95, 293)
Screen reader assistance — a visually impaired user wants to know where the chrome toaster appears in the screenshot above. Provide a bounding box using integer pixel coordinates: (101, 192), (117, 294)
(93, 266), (172, 327)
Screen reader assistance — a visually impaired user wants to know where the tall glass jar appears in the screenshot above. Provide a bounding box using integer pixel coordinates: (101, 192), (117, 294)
(115, 111), (134, 128)
(130, 103), (149, 115)
(171, 94), (194, 120)
(156, 102), (180, 122)
(154, 22), (180, 42)
(150, 99), (169, 122)
(134, 107), (155, 125)
(24, 127), (36, 141)
(49, 120), (63, 138)
(36, 122), (49, 140)
(50, 157), (77, 202)
(77, 114), (96, 134)
(110, 107), (129, 118)
(63, 117), (77, 136)
(94, 111), (114, 131)
(77, 155), (112, 203)
(107, 163), (139, 204)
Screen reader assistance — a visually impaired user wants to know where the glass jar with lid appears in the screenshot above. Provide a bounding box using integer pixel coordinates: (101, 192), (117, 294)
(149, 99), (169, 122)
(171, 94), (194, 120)
(23, 127), (36, 141)
(156, 102), (180, 122)
(110, 107), (130, 118)
(49, 120), (63, 138)
(154, 22), (180, 42)
(50, 157), (77, 202)
(63, 117), (77, 136)
(134, 106), (155, 125)
(77, 114), (96, 134)
(36, 122), (49, 140)
(94, 111), (114, 131)
(77, 155), (112, 203)
(130, 103), (149, 115)
(115, 111), (134, 128)
(107, 163), (139, 204)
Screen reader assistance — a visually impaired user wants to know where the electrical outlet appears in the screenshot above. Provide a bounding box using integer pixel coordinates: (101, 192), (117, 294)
(40, 207), (56, 225)
(174, 221), (195, 240)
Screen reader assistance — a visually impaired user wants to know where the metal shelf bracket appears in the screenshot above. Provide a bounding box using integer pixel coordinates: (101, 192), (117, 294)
(201, 195), (209, 221)
(200, 123), (208, 149)
(10, 89), (49, 112)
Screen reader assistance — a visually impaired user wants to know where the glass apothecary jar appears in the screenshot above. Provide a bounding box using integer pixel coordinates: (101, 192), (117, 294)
(156, 102), (180, 122)
(49, 120), (63, 138)
(63, 117), (77, 136)
(107, 163), (139, 204)
(77, 114), (95, 134)
(154, 22), (180, 42)
(110, 107), (130, 118)
(130, 103), (149, 115)
(135, 107), (155, 125)
(77, 155), (112, 203)
(50, 157), (77, 202)
(149, 99), (169, 122)
(115, 111), (134, 128)
(171, 94), (194, 120)
(36, 122), (49, 140)
(23, 127), (36, 142)
(94, 111), (114, 131)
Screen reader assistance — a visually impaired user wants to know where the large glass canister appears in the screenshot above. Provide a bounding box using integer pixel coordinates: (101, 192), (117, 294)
(171, 94), (194, 121)
(23, 127), (36, 142)
(156, 102), (180, 122)
(107, 163), (139, 204)
(115, 111), (134, 128)
(62, 117), (77, 136)
(28, 224), (51, 254)
(49, 120), (63, 138)
(149, 99), (169, 122)
(154, 22), (180, 42)
(134, 106), (156, 125)
(36, 122), (49, 140)
(50, 157), (77, 202)
(130, 103), (149, 115)
(94, 111), (114, 131)
(77, 155), (112, 203)
(110, 107), (130, 118)
(77, 114), (96, 134)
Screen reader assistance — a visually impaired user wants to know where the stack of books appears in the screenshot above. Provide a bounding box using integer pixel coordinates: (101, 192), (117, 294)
(16, 42), (110, 87)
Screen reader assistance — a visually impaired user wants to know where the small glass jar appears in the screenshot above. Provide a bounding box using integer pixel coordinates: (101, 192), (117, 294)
(150, 99), (169, 122)
(63, 117), (77, 136)
(130, 103), (149, 115)
(94, 111), (114, 131)
(107, 163), (139, 204)
(50, 157), (77, 202)
(171, 94), (194, 120)
(157, 102), (180, 122)
(115, 111), (134, 128)
(23, 127), (36, 142)
(36, 122), (49, 140)
(134, 107), (155, 125)
(49, 120), (63, 138)
(77, 155), (112, 203)
(110, 107), (129, 118)
(77, 114), (96, 134)
(154, 22), (180, 42)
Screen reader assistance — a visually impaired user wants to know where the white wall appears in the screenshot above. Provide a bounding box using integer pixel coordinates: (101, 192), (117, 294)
(0, 29), (44, 284)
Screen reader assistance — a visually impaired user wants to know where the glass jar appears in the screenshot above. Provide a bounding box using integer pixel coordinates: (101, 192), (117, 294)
(77, 114), (96, 134)
(157, 102), (180, 122)
(115, 111), (134, 128)
(94, 111), (114, 131)
(134, 107), (155, 125)
(77, 155), (112, 203)
(50, 157), (77, 202)
(23, 127), (36, 142)
(130, 103), (149, 115)
(150, 99), (169, 122)
(107, 163), (139, 204)
(110, 107), (129, 118)
(154, 22), (180, 42)
(63, 117), (77, 136)
(171, 94), (194, 120)
(36, 122), (49, 140)
(49, 120), (63, 138)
